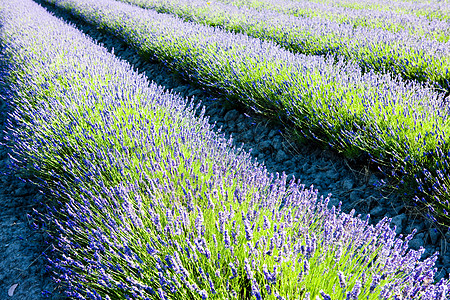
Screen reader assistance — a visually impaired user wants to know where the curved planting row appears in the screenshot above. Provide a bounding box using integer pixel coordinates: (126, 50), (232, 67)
(306, 0), (450, 22)
(1, 0), (449, 299)
(215, 0), (450, 40)
(44, 0), (450, 229)
(115, 0), (450, 92)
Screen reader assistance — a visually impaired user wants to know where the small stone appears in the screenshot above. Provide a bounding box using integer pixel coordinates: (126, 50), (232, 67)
(241, 130), (254, 142)
(272, 135), (283, 150)
(393, 204), (405, 214)
(302, 163), (309, 173)
(187, 89), (203, 97)
(443, 253), (450, 266)
(445, 230), (450, 241)
(259, 140), (272, 152)
(368, 174), (379, 186)
(236, 121), (247, 132)
(409, 233), (426, 250)
(268, 129), (278, 139)
(325, 170), (339, 181)
(14, 187), (29, 197)
(275, 150), (289, 163)
(254, 132), (266, 143)
(224, 110), (239, 122)
(349, 190), (363, 203)
(35, 193), (44, 203)
(390, 213), (407, 235)
(283, 160), (294, 170)
(423, 246), (435, 257)
(428, 227), (440, 245)
(342, 179), (354, 190)
(254, 125), (268, 137)
(328, 198), (340, 208)
(370, 206), (386, 217)
(306, 165), (317, 175)
(250, 148), (259, 157)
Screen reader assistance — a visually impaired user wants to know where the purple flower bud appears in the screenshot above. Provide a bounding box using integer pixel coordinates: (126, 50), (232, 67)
(224, 230), (231, 248)
(207, 272), (216, 295)
(304, 260), (310, 275)
(198, 289), (208, 300)
(274, 291), (285, 300)
(157, 288), (167, 300)
(320, 290), (332, 300)
(251, 279), (262, 300)
(212, 234), (217, 248)
(370, 274), (381, 293)
(263, 216), (270, 230)
(346, 280), (362, 300)
(244, 258), (254, 279)
(244, 219), (253, 241)
(229, 262), (237, 280)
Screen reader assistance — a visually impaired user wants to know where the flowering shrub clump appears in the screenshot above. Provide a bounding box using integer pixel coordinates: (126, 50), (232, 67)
(45, 0), (450, 227)
(116, 0), (450, 90)
(216, 0), (450, 40)
(0, 0), (449, 299)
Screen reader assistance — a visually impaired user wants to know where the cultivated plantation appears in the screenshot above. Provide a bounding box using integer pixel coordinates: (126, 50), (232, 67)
(0, 0), (449, 299)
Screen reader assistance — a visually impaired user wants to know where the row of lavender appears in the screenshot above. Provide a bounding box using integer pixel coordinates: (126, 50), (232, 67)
(302, 0), (450, 21)
(116, 0), (450, 92)
(45, 0), (450, 230)
(3, 0), (449, 298)
(216, 0), (450, 40)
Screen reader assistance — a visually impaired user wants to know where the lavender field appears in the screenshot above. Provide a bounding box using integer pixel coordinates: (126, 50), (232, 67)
(1, 0), (450, 299)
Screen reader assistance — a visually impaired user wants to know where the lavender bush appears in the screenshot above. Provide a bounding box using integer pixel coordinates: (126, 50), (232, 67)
(44, 0), (450, 228)
(307, 0), (450, 22)
(1, 0), (450, 298)
(216, 0), (450, 40)
(117, 0), (450, 92)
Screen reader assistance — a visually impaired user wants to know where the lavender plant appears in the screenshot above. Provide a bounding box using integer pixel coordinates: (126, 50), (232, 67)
(1, 0), (450, 298)
(307, 0), (450, 22)
(44, 0), (450, 228)
(216, 0), (450, 41)
(116, 0), (450, 91)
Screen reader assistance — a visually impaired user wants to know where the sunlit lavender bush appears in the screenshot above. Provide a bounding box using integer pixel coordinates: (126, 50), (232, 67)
(1, 0), (450, 299)
(44, 0), (450, 228)
(117, 0), (450, 91)
(216, 0), (450, 40)
(312, 0), (450, 22)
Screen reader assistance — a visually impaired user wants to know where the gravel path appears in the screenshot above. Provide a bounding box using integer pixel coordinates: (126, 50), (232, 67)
(0, 1), (448, 298)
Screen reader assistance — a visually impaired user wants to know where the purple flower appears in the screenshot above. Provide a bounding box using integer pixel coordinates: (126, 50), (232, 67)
(223, 230), (231, 248)
(346, 280), (362, 300)
(251, 279), (262, 300)
(370, 274), (381, 293)
(244, 219), (253, 241)
(229, 262), (237, 280)
(320, 290), (332, 300)
(244, 258), (254, 280)
(263, 216), (270, 230)
(198, 289), (208, 300)
(157, 288), (167, 300)
(263, 264), (277, 285)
